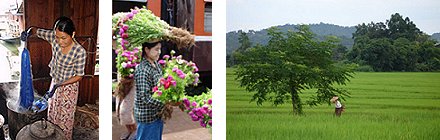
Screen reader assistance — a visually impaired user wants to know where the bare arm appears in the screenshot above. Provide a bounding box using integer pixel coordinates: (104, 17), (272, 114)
(59, 76), (83, 86)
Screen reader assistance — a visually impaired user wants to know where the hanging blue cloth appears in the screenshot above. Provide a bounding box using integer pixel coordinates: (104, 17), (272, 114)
(18, 47), (34, 109)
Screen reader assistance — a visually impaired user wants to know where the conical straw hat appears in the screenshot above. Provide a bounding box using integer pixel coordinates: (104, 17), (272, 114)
(330, 96), (339, 103)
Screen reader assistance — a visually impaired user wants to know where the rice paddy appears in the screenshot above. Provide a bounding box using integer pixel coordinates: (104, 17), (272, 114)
(226, 68), (440, 140)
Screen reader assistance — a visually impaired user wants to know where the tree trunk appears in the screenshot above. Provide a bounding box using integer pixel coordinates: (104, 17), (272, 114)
(290, 89), (303, 115)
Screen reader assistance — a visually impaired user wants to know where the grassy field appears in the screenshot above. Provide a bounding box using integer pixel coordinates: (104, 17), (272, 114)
(226, 68), (440, 140)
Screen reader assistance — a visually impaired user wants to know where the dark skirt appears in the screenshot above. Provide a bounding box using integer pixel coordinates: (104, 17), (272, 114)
(335, 107), (343, 117)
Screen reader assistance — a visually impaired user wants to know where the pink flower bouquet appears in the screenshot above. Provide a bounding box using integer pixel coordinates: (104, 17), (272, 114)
(152, 50), (200, 103)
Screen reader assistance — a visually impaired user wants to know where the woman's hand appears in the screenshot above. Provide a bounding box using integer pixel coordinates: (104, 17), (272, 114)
(60, 76), (83, 86)
(158, 103), (174, 120)
(21, 27), (37, 40)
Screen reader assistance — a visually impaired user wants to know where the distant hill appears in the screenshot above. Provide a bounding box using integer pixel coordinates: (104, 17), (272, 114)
(227, 23), (356, 55)
(431, 33), (440, 42)
(227, 23), (440, 55)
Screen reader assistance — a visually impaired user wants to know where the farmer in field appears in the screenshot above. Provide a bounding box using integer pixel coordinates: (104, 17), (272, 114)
(331, 96), (344, 117)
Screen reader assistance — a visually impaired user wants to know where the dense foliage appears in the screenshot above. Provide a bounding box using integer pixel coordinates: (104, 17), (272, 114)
(348, 13), (440, 71)
(234, 25), (355, 115)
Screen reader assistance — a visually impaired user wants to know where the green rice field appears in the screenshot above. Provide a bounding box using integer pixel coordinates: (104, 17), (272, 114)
(226, 68), (440, 140)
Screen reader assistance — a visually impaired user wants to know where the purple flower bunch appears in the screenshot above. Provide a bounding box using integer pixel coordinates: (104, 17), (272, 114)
(115, 48), (141, 78)
(117, 9), (139, 50)
(113, 6), (169, 49)
(173, 67), (186, 79)
(152, 50), (200, 103)
(182, 90), (212, 128)
(113, 8), (143, 78)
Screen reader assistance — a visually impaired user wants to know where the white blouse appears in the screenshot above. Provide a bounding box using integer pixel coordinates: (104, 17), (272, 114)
(335, 101), (342, 108)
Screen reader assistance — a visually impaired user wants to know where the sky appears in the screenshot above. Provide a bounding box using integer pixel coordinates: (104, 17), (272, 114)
(227, 0), (440, 34)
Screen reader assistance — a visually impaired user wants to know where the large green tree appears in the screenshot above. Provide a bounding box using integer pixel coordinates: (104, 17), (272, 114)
(386, 13), (421, 41)
(348, 13), (440, 71)
(235, 25), (355, 115)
